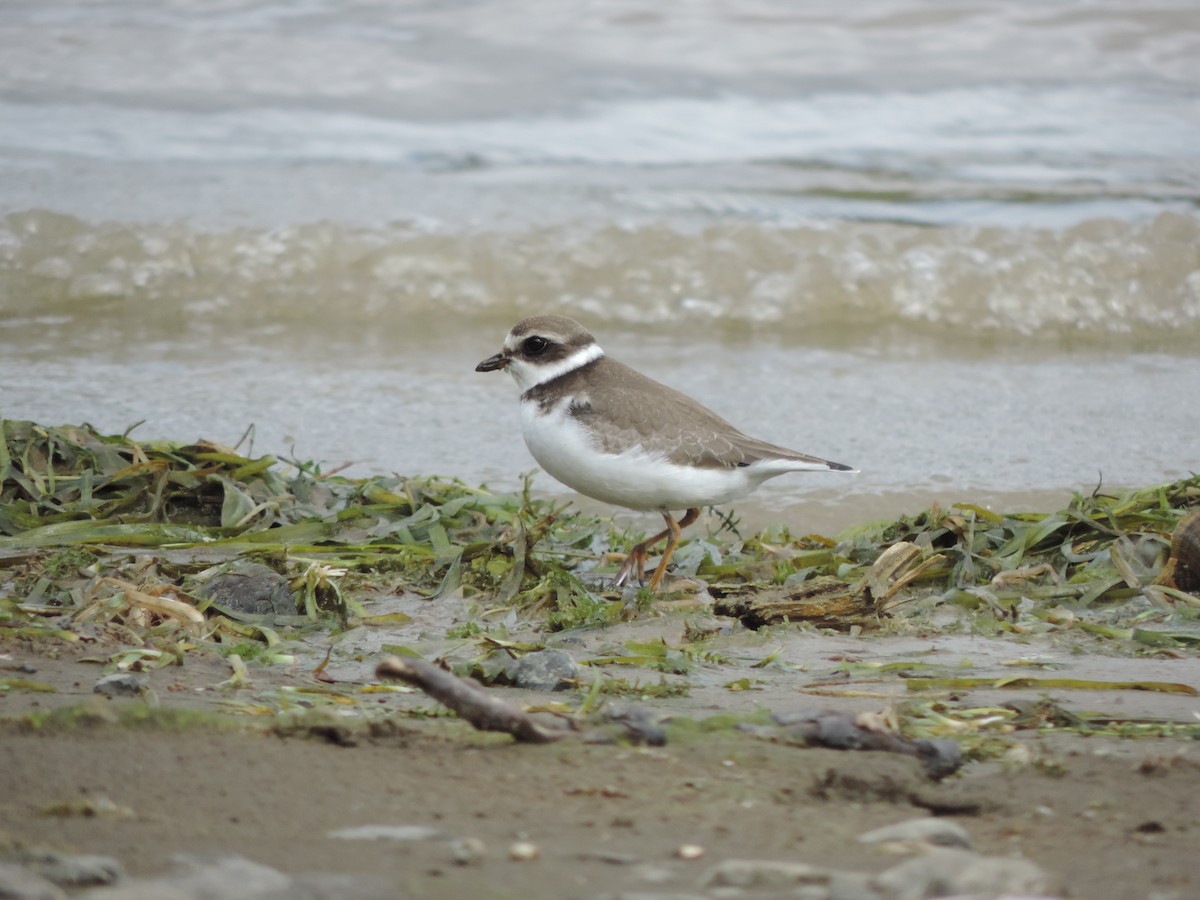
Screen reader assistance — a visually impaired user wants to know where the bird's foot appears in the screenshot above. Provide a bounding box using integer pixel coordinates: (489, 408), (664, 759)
(611, 547), (648, 588)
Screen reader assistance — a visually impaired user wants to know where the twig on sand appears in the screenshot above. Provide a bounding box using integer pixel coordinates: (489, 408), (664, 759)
(777, 709), (963, 778)
(375, 656), (564, 744)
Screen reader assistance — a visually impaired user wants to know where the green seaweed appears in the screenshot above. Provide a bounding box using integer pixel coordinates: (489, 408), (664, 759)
(905, 676), (1198, 695)
(2, 419), (1198, 665)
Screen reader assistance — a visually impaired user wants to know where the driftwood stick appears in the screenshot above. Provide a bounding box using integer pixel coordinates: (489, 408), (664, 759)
(375, 656), (563, 744)
(778, 709), (963, 779)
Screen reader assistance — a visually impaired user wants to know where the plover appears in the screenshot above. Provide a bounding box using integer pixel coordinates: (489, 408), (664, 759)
(476, 316), (857, 591)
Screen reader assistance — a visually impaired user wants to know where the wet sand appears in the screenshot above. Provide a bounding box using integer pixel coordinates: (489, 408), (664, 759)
(3, 615), (1198, 899)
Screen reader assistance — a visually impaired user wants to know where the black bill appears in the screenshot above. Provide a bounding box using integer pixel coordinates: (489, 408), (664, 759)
(475, 352), (509, 372)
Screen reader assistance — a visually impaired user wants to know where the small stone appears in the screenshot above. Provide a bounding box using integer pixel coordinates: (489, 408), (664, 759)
(675, 844), (705, 860)
(872, 847), (1050, 899)
(631, 864), (678, 884)
(449, 838), (486, 865)
(0, 861), (67, 900)
(703, 860), (829, 888)
(509, 841), (540, 861)
(93, 674), (142, 698)
(76, 855), (289, 899)
(606, 706), (668, 746)
(19, 850), (123, 886)
(196, 564), (295, 616)
(510, 649), (578, 691)
(912, 738), (963, 779)
(858, 817), (972, 850)
(327, 825), (441, 842)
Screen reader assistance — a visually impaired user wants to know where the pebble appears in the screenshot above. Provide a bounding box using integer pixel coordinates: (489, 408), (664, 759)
(93, 674), (142, 698)
(912, 739), (963, 780)
(508, 841), (540, 861)
(17, 850), (123, 886)
(195, 563), (295, 616)
(76, 854), (393, 900)
(858, 817), (973, 850)
(0, 861), (66, 900)
(702, 860), (883, 900)
(79, 855), (289, 900)
(605, 706), (668, 746)
(449, 837), (486, 865)
(510, 649), (578, 691)
(702, 859), (831, 888)
(871, 846), (1051, 899)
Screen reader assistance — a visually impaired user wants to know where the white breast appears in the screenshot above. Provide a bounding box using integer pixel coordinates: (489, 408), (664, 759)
(519, 398), (764, 511)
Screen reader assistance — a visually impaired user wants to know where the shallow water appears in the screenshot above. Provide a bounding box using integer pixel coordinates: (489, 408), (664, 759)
(2, 0), (1199, 532)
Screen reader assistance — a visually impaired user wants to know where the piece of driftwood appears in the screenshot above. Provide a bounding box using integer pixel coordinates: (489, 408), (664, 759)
(713, 542), (946, 629)
(1158, 508), (1200, 593)
(713, 576), (872, 630)
(375, 656), (564, 743)
(774, 708), (963, 779)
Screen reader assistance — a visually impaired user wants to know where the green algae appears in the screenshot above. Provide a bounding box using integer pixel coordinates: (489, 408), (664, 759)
(9, 700), (238, 734)
(3, 415), (1198, 667)
(2, 417), (1198, 756)
(4, 419), (1197, 630)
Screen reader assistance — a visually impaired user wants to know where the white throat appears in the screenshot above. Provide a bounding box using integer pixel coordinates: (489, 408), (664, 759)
(507, 342), (604, 392)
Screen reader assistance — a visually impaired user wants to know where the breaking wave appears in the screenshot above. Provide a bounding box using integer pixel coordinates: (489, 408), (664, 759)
(3, 209), (1199, 346)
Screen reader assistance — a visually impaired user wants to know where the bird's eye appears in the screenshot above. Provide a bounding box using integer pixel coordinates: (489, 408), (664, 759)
(523, 336), (549, 356)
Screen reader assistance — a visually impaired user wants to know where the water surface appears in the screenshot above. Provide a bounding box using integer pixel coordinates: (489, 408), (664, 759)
(2, 0), (1199, 532)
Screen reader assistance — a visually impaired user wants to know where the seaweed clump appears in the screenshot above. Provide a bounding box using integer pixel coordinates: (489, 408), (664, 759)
(1, 419), (1198, 655)
(710, 477), (1200, 645)
(0, 419), (607, 650)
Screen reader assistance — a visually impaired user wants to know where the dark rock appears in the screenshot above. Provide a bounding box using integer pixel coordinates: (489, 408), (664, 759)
(912, 739), (962, 781)
(196, 564), (295, 616)
(775, 709), (964, 779)
(509, 649), (578, 691)
(93, 674), (143, 698)
(606, 707), (668, 746)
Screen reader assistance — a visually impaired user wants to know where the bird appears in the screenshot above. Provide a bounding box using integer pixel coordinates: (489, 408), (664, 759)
(476, 315), (857, 591)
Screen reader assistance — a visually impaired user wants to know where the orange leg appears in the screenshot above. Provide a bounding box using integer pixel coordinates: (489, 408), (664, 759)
(613, 508), (699, 591)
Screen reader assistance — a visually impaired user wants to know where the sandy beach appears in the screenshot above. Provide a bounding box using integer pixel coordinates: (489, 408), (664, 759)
(3, 3), (1200, 897)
